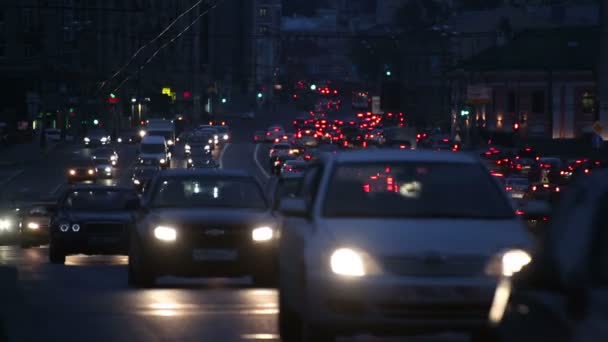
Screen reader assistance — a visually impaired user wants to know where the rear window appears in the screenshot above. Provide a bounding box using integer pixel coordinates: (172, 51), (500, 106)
(323, 162), (514, 219)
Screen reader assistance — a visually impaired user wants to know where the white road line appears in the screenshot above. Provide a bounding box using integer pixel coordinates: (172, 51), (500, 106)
(0, 170), (24, 187)
(253, 144), (271, 179)
(218, 143), (230, 169)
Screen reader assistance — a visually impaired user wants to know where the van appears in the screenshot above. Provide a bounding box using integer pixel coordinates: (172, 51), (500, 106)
(139, 136), (170, 169)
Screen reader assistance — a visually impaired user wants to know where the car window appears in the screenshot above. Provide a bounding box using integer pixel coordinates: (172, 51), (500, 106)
(63, 190), (134, 211)
(323, 162), (514, 218)
(301, 164), (324, 208)
(149, 177), (267, 210)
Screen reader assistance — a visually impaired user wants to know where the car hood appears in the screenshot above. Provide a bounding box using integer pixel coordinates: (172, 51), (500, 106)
(147, 208), (273, 226)
(62, 211), (135, 223)
(319, 218), (531, 257)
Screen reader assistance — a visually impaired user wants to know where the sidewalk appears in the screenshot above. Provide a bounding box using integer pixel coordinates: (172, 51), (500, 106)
(0, 141), (64, 167)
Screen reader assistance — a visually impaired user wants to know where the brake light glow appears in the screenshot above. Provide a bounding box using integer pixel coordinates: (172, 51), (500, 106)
(543, 184), (550, 188)
(532, 185), (537, 191)
(555, 187), (560, 192)
(505, 186), (513, 191)
(585, 169), (590, 174)
(515, 210), (524, 215)
(363, 184), (371, 193)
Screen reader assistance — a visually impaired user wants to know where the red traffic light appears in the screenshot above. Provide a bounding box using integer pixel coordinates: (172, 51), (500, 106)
(513, 122), (520, 131)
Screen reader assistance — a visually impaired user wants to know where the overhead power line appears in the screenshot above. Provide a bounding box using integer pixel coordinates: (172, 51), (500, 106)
(98, 0), (207, 91)
(112, 0), (226, 93)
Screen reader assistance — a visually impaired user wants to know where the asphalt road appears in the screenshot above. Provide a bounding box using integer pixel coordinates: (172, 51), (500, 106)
(0, 107), (468, 342)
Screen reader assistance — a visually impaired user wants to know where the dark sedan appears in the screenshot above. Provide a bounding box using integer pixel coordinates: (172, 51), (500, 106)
(128, 169), (277, 287)
(131, 166), (161, 193)
(66, 159), (98, 183)
(49, 185), (139, 264)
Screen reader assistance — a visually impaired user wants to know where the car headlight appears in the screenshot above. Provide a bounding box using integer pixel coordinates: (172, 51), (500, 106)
(133, 179), (141, 185)
(208, 139), (213, 144)
(502, 249), (532, 276)
(88, 169), (95, 175)
(330, 248), (366, 277)
(27, 222), (40, 230)
(110, 155), (117, 161)
(213, 135), (218, 140)
(154, 226), (176, 242)
(160, 158), (166, 164)
(104, 167), (111, 173)
(185, 144), (191, 151)
(117, 138), (123, 143)
(139, 130), (146, 137)
(100, 137), (108, 142)
(69, 169), (76, 176)
(72, 224), (81, 232)
(59, 223), (70, 232)
(188, 158), (193, 164)
(0, 219), (11, 231)
(223, 134), (229, 140)
(167, 140), (174, 145)
(252, 226), (273, 242)
(84, 137), (90, 142)
(204, 145), (211, 151)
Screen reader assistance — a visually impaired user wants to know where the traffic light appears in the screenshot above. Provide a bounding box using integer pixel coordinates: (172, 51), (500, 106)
(385, 70), (392, 77)
(257, 92), (263, 99)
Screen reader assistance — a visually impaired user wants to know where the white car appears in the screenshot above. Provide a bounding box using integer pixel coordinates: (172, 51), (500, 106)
(278, 150), (533, 342)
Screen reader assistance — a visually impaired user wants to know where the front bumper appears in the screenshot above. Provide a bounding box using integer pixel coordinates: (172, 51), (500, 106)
(142, 238), (278, 277)
(52, 230), (129, 255)
(305, 273), (495, 335)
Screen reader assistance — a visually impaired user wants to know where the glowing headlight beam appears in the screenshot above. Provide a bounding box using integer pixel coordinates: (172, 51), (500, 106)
(330, 248), (366, 277)
(252, 226), (273, 242)
(154, 226), (177, 241)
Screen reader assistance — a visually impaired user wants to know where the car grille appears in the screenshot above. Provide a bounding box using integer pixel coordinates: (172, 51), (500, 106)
(85, 223), (125, 235)
(381, 256), (487, 277)
(182, 224), (249, 248)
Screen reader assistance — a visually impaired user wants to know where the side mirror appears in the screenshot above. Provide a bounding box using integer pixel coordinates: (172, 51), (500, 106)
(279, 198), (308, 218)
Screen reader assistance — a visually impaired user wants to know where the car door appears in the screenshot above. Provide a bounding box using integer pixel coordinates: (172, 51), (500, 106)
(279, 163), (324, 301)
(572, 192), (608, 341)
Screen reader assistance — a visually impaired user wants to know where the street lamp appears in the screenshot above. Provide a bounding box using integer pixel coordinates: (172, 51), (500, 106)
(221, 98), (227, 104)
(131, 98), (137, 103)
(310, 84), (317, 91)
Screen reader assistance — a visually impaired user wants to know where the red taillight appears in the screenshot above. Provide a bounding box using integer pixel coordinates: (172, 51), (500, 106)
(555, 187), (560, 192)
(304, 155), (312, 160)
(535, 157), (540, 161)
(370, 175), (378, 180)
(585, 169), (590, 174)
(515, 210), (525, 216)
(542, 217), (549, 221)
(274, 138), (280, 143)
(505, 186), (513, 191)
(399, 145), (406, 149)
(266, 132), (270, 136)
(532, 185), (537, 191)
(517, 164), (522, 169)
(343, 141), (348, 147)
(363, 184), (370, 193)
(560, 170), (565, 175)
(293, 120), (297, 125)
(362, 141), (368, 148)
(254, 136), (258, 141)
(543, 184), (550, 188)
(442, 138), (449, 143)
(525, 147), (531, 152)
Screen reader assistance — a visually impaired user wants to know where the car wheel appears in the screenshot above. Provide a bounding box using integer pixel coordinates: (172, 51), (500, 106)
(128, 235), (155, 288)
(49, 243), (65, 264)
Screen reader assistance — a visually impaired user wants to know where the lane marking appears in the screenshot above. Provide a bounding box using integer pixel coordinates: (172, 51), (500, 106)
(218, 143), (230, 169)
(0, 170), (24, 187)
(253, 144), (270, 179)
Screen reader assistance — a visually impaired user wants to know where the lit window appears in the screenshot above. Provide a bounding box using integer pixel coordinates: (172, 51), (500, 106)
(259, 25), (268, 34)
(259, 7), (268, 17)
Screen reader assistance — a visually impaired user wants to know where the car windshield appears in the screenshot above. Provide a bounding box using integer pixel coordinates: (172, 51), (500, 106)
(63, 190), (134, 211)
(323, 162), (514, 219)
(149, 177), (267, 210)
(93, 158), (110, 165)
(140, 144), (165, 154)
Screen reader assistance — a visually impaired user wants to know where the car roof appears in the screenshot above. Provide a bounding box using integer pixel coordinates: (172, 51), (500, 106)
(331, 150), (479, 164)
(141, 136), (166, 143)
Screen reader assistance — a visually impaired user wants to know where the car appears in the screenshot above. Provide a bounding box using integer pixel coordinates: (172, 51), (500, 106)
(117, 129), (141, 144)
(510, 157), (536, 176)
(197, 128), (220, 147)
(269, 143), (292, 161)
(492, 170), (608, 342)
(131, 166), (161, 193)
(213, 125), (231, 143)
(92, 158), (113, 179)
(184, 134), (213, 157)
(188, 157), (218, 169)
(127, 169), (277, 287)
(277, 150), (533, 342)
(139, 135), (170, 169)
(66, 158), (97, 184)
(281, 159), (309, 176)
(253, 130), (266, 143)
(524, 182), (562, 203)
(84, 129), (111, 147)
(504, 177), (530, 199)
(266, 125), (285, 142)
(48, 185), (140, 264)
(92, 148), (119, 166)
(19, 201), (57, 248)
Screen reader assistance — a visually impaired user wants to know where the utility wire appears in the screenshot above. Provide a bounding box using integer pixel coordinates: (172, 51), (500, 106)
(98, 0), (207, 91)
(112, 0), (225, 93)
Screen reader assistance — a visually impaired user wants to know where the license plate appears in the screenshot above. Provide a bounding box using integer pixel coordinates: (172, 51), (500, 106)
(192, 249), (237, 261)
(512, 193), (524, 198)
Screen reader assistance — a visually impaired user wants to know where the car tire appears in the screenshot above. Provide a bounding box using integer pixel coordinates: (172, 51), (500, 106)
(128, 235), (155, 288)
(49, 244), (65, 264)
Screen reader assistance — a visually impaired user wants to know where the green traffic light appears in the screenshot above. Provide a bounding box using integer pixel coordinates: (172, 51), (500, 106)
(221, 98), (227, 103)
(109, 93), (116, 99)
(385, 70), (392, 77)
(257, 93), (263, 99)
